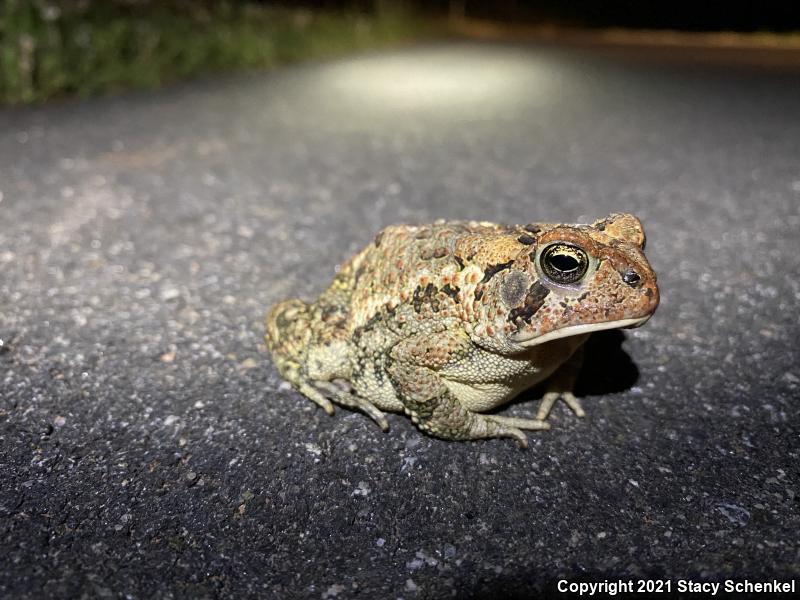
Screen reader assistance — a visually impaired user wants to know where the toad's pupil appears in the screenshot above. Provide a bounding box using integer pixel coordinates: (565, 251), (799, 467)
(549, 253), (579, 272)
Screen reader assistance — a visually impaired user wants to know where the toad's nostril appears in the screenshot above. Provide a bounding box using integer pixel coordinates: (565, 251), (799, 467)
(622, 270), (641, 287)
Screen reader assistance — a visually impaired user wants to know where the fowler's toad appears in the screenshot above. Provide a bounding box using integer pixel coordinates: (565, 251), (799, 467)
(266, 214), (659, 447)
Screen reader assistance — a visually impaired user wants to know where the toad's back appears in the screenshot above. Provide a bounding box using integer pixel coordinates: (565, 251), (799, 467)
(336, 220), (522, 333)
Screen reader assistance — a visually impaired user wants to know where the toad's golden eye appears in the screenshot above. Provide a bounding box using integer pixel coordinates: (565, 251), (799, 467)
(539, 243), (589, 285)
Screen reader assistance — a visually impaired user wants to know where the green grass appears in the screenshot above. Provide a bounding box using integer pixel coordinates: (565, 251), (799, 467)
(0, 1), (431, 104)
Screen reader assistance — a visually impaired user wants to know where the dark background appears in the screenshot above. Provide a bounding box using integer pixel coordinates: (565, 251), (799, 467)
(448, 0), (800, 31)
(291, 0), (800, 31)
(62, 0), (800, 31)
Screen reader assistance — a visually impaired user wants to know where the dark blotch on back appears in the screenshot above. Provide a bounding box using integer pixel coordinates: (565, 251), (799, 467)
(442, 283), (459, 300)
(354, 264), (366, 285)
(358, 310), (384, 334)
(481, 260), (514, 283)
(320, 304), (347, 329)
(412, 283), (440, 313)
(508, 281), (550, 325)
(517, 234), (536, 245)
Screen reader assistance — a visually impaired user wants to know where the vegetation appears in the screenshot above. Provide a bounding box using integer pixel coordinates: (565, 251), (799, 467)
(0, 1), (429, 104)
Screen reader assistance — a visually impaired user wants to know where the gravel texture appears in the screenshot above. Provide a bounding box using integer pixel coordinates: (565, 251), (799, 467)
(1, 41), (799, 599)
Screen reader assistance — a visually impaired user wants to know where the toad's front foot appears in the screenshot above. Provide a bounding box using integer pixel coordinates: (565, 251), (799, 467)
(536, 390), (585, 421)
(536, 345), (586, 421)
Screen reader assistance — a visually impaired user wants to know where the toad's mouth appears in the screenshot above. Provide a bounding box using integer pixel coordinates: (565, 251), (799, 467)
(512, 315), (652, 347)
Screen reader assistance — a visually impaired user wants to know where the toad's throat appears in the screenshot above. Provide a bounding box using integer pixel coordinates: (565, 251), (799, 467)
(512, 315), (652, 347)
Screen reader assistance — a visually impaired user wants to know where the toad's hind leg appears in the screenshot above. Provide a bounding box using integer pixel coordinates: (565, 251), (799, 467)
(387, 361), (533, 448)
(266, 298), (388, 429)
(314, 380), (389, 431)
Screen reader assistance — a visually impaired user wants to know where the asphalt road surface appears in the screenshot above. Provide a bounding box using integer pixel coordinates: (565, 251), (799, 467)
(2, 40), (799, 599)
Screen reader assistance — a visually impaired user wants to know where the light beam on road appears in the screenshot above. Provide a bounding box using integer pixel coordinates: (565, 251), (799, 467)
(323, 48), (553, 111)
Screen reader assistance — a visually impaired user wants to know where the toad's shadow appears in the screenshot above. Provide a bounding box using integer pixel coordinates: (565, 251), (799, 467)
(506, 329), (640, 409)
(575, 329), (640, 396)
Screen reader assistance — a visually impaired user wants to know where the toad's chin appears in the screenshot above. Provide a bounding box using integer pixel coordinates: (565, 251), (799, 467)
(511, 315), (653, 347)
